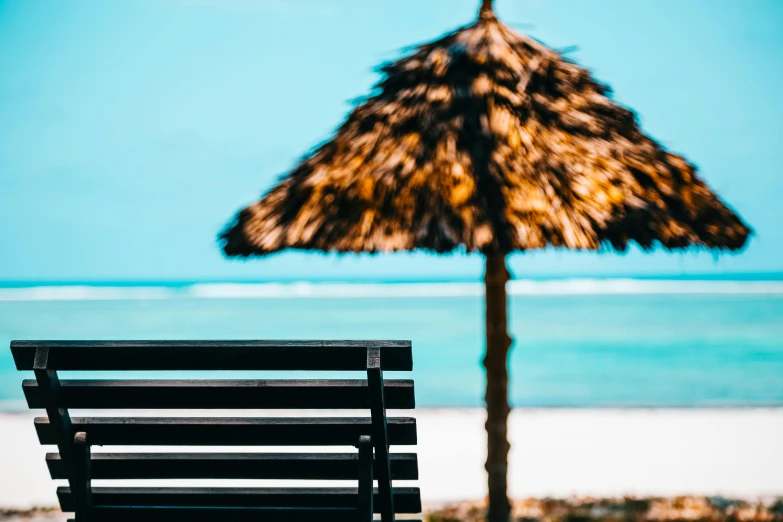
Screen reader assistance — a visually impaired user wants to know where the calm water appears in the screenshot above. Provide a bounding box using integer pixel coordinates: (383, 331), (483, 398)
(1, 282), (782, 407)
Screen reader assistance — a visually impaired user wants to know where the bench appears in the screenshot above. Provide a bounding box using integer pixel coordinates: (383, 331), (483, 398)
(11, 340), (421, 522)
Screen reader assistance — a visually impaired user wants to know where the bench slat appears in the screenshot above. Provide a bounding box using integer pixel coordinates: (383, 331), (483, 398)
(69, 507), (423, 522)
(36, 417), (417, 446)
(12, 340), (412, 371)
(58, 487), (422, 512)
(24, 379), (415, 409)
(46, 452), (419, 480)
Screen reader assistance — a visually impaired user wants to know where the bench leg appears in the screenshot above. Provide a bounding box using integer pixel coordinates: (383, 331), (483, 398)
(358, 435), (373, 522)
(72, 432), (91, 522)
(367, 347), (394, 522)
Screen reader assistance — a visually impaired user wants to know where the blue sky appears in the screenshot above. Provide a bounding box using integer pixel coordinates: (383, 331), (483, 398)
(1, 0), (781, 281)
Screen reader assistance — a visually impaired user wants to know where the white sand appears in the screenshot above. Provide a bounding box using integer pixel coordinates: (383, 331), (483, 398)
(1, 408), (781, 510)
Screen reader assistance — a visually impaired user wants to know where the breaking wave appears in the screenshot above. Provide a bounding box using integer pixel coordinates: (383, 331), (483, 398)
(0, 279), (782, 301)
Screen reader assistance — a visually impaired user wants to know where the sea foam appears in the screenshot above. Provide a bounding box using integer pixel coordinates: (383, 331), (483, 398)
(1, 279), (782, 301)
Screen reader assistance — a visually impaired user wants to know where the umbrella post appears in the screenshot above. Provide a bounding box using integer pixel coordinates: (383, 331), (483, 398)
(479, 0), (495, 21)
(483, 251), (513, 522)
(480, 0), (494, 19)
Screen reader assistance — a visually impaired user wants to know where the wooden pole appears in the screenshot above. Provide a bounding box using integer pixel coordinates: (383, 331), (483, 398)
(480, 0), (495, 19)
(483, 252), (512, 522)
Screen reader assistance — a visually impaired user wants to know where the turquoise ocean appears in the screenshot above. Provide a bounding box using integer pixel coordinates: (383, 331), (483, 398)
(1, 277), (782, 409)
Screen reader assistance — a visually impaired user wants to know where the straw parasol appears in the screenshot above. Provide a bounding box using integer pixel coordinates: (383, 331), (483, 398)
(219, 1), (750, 520)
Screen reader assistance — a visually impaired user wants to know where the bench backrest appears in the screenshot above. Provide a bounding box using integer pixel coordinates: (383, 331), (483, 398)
(12, 340), (420, 522)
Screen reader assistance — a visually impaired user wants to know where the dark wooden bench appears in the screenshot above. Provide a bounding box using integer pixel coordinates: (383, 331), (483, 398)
(11, 340), (421, 522)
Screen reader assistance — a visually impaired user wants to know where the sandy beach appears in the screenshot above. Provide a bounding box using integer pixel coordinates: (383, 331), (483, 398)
(1, 407), (781, 511)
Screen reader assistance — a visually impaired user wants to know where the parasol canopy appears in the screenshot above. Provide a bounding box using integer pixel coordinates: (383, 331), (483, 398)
(220, 3), (750, 257)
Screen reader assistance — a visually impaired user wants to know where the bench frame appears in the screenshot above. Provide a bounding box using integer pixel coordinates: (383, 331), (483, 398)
(16, 341), (415, 522)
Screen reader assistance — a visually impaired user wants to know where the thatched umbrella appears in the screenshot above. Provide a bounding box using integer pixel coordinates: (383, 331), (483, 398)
(220, 1), (750, 520)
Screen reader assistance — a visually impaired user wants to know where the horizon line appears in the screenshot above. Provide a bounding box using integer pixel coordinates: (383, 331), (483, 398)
(1, 270), (783, 286)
